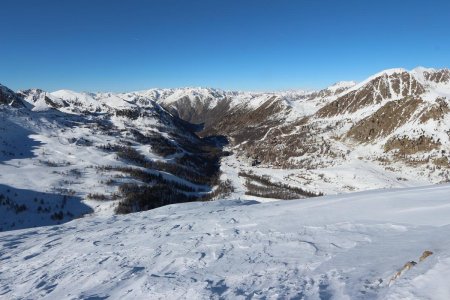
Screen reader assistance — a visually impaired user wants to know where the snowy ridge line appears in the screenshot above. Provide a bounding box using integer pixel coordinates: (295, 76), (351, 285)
(1, 65), (449, 230)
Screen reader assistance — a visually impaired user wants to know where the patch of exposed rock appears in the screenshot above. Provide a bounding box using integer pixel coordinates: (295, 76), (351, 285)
(347, 98), (422, 142)
(423, 69), (450, 84)
(316, 72), (425, 117)
(384, 135), (441, 156)
(419, 97), (450, 123)
(0, 84), (24, 108)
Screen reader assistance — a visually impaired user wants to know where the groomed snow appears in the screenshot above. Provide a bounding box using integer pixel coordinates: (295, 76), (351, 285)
(1, 184), (450, 299)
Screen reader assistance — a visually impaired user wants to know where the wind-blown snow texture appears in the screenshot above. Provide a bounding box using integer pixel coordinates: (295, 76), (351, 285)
(1, 184), (450, 299)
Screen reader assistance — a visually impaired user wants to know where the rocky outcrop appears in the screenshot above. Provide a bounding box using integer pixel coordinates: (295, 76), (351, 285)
(0, 84), (24, 108)
(419, 97), (449, 123)
(316, 72), (425, 117)
(347, 98), (422, 142)
(384, 135), (441, 155)
(423, 69), (450, 83)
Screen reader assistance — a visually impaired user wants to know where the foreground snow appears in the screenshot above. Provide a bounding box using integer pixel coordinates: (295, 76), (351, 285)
(2, 184), (450, 299)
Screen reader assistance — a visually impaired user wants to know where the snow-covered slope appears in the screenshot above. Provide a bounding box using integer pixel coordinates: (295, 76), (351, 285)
(6, 67), (450, 218)
(2, 66), (449, 232)
(0, 89), (227, 231)
(1, 184), (450, 299)
(1, 68), (450, 298)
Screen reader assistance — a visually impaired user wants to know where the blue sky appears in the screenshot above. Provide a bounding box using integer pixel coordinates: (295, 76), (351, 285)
(1, 0), (450, 92)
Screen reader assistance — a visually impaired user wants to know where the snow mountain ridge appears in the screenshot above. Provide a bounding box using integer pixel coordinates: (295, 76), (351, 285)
(0, 66), (449, 231)
(1, 66), (450, 299)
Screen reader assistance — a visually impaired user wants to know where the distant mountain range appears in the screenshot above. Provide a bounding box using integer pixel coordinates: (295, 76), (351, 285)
(1, 67), (449, 231)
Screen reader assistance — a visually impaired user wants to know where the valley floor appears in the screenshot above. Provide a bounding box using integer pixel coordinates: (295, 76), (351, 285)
(1, 184), (450, 299)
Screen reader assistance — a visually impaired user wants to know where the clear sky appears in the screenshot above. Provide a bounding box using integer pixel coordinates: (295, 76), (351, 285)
(1, 0), (450, 92)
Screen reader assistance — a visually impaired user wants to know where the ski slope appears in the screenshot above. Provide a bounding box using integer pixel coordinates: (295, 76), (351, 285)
(1, 184), (450, 299)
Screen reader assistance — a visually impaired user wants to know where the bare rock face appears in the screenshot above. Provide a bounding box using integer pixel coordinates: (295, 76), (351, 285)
(423, 69), (450, 84)
(316, 72), (425, 117)
(0, 84), (24, 108)
(235, 115), (348, 170)
(384, 136), (441, 156)
(347, 98), (422, 142)
(419, 97), (450, 123)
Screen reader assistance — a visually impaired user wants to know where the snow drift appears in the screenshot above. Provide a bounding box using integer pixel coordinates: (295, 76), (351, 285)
(1, 184), (450, 299)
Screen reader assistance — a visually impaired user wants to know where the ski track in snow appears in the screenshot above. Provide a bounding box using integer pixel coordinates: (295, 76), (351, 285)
(1, 184), (450, 299)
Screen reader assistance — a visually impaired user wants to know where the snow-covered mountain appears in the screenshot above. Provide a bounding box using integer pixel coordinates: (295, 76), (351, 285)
(1, 88), (230, 231)
(1, 184), (450, 299)
(218, 67), (450, 194)
(1, 66), (449, 233)
(1, 67), (450, 298)
(0, 83), (25, 107)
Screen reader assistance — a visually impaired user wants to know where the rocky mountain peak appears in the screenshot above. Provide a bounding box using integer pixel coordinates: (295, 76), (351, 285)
(0, 83), (25, 108)
(316, 69), (426, 117)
